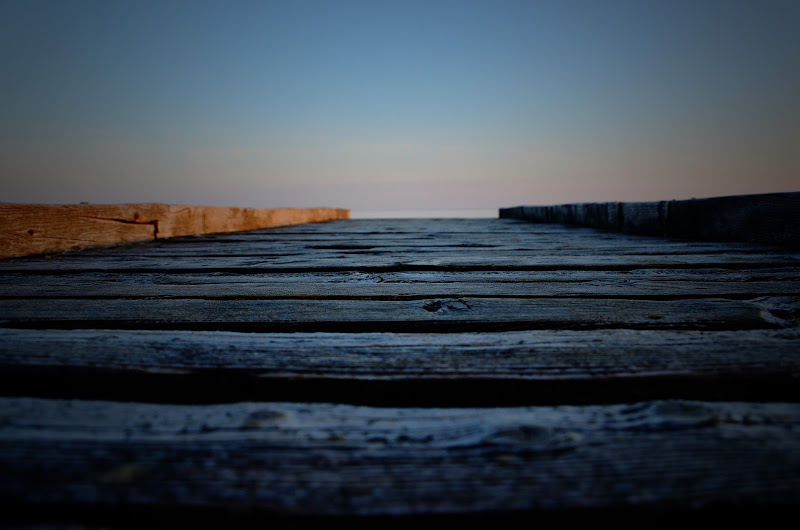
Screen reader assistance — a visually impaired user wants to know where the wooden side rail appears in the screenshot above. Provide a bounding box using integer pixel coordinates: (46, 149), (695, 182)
(500, 192), (800, 246)
(0, 203), (350, 259)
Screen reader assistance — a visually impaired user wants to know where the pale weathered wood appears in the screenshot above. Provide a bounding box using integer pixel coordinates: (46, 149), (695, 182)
(2, 398), (799, 517)
(0, 203), (350, 258)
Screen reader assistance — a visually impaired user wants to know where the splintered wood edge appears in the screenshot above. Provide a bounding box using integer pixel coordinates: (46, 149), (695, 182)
(0, 203), (350, 259)
(500, 191), (800, 246)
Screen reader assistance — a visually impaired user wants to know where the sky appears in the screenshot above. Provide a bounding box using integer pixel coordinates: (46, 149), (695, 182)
(1, 0), (798, 212)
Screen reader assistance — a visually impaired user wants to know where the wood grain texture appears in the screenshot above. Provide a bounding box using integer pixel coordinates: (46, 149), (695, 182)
(0, 203), (349, 258)
(1, 215), (799, 522)
(1, 266), (796, 285)
(1, 272), (798, 298)
(2, 327), (797, 377)
(2, 251), (797, 272)
(1, 328), (798, 405)
(2, 218), (797, 271)
(0, 297), (782, 332)
(2, 398), (800, 517)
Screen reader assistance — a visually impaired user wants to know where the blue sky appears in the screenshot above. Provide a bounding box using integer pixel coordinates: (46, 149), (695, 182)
(1, 0), (798, 211)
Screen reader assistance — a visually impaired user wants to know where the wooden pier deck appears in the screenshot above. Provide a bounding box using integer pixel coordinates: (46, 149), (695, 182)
(1, 215), (799, 525)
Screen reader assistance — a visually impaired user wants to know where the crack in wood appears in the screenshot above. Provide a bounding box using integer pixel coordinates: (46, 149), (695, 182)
(85, 216), (160, 238)
(0, 369), (798, 406)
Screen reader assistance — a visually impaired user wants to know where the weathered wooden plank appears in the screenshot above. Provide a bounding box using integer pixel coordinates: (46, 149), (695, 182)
(1, 267), (795, 287)
(63, 239), (790, 257)
(62, 219), (780, 242)
(1, 274), (797, 299)
(3, 216), (797, 270)
(2, 213), (797, 528)
(254, 216), (529, 233)
(1, 251), (797, 272)
(501, 192), (800, 246)
(4, 328), (795, 378)
(1, 328), (798, 405)
(0, 203), (350, 259)
(0, 297), (781, 332)
(190, 222), (626, 238)
(2, 398), (799, 517)
(5, 217), (788, 253)
(1, 214), (789, 262)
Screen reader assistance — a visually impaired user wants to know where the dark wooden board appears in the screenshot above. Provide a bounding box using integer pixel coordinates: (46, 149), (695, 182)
(40, 227), (786, 253)
(4, 218), (796, 253)
(1, 274), (797, 299)
(2, 398), (800, 518)
(4, 217), (797, 256)
(1, 328), (798, 405)
(2, 267), (796, 285)
(4, 327), (798, 378)
(2, 217), (796, 272)
(2, 252), (797, 273)
(500, 192), (800, 246)
(0, 297), (784, 332)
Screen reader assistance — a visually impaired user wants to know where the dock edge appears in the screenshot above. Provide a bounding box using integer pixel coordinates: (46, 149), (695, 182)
(500, 192), (800, 247)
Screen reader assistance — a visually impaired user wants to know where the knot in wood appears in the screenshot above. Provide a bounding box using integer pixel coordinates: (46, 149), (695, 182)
(483, 425), (582, 454)
(241, 409), (286, 430)
(423, 299), (472, 314)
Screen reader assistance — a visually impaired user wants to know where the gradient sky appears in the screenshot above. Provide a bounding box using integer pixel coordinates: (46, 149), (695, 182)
(1, 0), (798, 211)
